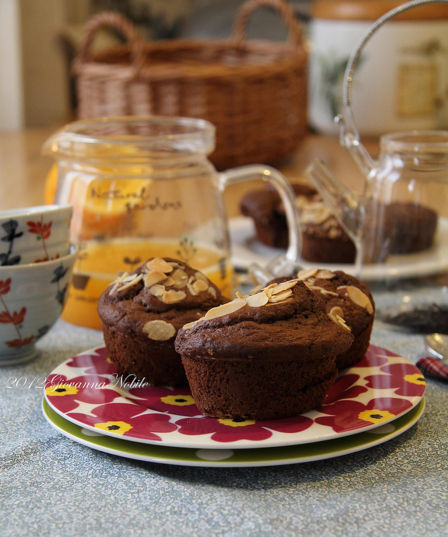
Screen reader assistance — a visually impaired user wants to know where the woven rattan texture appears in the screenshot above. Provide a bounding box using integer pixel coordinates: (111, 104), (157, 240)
(74, 0), (308, 169)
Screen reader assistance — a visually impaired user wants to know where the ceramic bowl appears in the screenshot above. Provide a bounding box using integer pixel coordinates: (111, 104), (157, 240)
(0, 246), (77, 365)
(0, 204), (72, 266)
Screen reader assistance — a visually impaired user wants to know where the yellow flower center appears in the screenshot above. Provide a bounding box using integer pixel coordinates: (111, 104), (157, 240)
(160, 395), (195, 406)
(94, 421), (133, 434)
(218, 418), (256, 427)
(404, 373), (426, 386)
(45, 384), (79, 396)
(358, 409), (395, 424)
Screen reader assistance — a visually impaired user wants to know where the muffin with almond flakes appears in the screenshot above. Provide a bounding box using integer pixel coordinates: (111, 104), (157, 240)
(97, 257), (226, 386)
(175, 279), (353, 420)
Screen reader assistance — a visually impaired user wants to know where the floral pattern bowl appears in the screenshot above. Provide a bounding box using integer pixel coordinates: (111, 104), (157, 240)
(0, 205), (72, 266)
(0, 246), (77, 365)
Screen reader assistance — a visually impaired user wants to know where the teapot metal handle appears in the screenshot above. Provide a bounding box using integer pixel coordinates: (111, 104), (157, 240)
(337, 0), (448, 179)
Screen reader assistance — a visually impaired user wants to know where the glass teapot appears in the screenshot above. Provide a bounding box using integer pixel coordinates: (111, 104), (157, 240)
(43, 116), (301, 329)
(307, 0), (448, 279)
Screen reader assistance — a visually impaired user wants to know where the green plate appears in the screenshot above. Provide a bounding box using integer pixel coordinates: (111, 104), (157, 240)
(42, 397), (425, 467)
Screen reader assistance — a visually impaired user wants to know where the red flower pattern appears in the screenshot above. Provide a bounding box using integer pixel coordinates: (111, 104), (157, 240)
(68, 403), (176, 441)
(46, 345), (424, 444)
(365, 363), (426, 397)
(323, 373), (368, 405)
(127, 385), (201, 417)
(27, 220), (52, 239)
(175, 414), (313, 443)
(45, 373), (119, 413)
(6, 335), (34, 347)
(66, 347), (117, 375)
(315, 397), (413, 433)
(0, 279), (11, 295)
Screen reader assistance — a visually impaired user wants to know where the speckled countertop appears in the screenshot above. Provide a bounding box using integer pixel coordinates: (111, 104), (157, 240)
(1, 307), (447, 537)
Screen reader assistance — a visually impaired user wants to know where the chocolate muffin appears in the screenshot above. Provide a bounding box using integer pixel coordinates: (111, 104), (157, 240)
(240, 184), (356, 264)
(175, 279), (353, 420)
(98, 257), (226, 386)
(294, 268), (375, 370)
(365, 201), (437, 262)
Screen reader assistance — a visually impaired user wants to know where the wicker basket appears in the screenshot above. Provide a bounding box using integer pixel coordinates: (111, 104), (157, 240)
(73, 0), (308, 170)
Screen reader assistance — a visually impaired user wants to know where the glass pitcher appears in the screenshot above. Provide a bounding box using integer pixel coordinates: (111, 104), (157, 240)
(307, 0), (448, 275)
(307, 0), (448, 327)
(43, 116), (300, 329)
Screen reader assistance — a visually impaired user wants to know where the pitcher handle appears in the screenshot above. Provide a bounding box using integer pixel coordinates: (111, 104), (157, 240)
(220, 165), (302, 284)
(337, 0), (445, 179)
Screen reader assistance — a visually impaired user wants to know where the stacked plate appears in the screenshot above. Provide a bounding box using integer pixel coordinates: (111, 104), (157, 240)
(43, 344), (426, 467)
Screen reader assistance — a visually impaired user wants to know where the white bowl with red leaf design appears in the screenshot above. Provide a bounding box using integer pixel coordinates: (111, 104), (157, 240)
(0, 247), (77, 365)
(0, 205), (72, 266)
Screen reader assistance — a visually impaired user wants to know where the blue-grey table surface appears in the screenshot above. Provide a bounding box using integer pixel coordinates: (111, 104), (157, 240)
(1, 291), (447, 537)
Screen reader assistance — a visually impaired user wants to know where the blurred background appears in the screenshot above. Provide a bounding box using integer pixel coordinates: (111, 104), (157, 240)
(0, 0), (311, 130)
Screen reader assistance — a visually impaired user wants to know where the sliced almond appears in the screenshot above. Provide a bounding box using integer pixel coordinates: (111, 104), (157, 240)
(143, 319), (176, 341)
(194, 271), (208, 283)
(168, 261), (182, 269)
(162, 289), (187, 304)
(170, 268), (188, 289)
(204, 298), (246, 320)
(338, 285), (374, 314)
(307, 284), (339, 297)
(187, 282), (198, 296)
(297, 268), (318, 281)
(208, 286), (217, 298)
(270, 279), (298, 295)
(192, 279), (209, 293)
(116, 273), (143, 294)
(143, 271), (167, 288)
(315, 270), (335, 280)
(269, 289), (293, 303)
(328, 306), (351, 332)
(262, 283), (279, 298)
(109, 272), (130, 294)
(146, 258), (174, 274)
(246, 291), (269, 307)
(183, 320), (199, 330)
(149, 284), (166, 298)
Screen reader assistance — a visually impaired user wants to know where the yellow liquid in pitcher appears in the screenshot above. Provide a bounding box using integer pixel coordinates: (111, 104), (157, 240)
(62, 239), (234, 330)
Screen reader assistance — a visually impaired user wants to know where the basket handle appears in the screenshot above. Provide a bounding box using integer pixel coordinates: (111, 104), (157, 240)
(73, 11), (145, 75)
(232, 0), (303, 46)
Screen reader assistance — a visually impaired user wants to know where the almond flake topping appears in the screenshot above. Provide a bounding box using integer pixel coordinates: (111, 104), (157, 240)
(169, 268), (188, 289)
(246, 291), (269, 307)
(328, 306), (351, 332)
(297, 268), (318, 281)
(144, 271), (167, 288)
(195, 271), (208, 283)
(143, 319), (176, 341)
(270, 279), (298, 295)
(338, 285), (373, 314)
(149, 284), (165, 297)
(208, 286), (217, 298)
(306, 284), (339, 297)
(110, 272), (143, 295)
(192, 279), (209, 294)
(162, 289), (187, 304)
(146, 257), (174, 274)
(315, 270), (335, 280)
(268, 289), (293, 303)
(204, 298), (247, 320)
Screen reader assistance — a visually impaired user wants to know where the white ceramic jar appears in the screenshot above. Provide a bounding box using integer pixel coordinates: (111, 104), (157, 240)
(308, 0), (448, 135)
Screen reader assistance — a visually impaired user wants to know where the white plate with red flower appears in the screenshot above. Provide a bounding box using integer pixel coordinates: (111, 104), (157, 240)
(44, 344), (426, 450)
